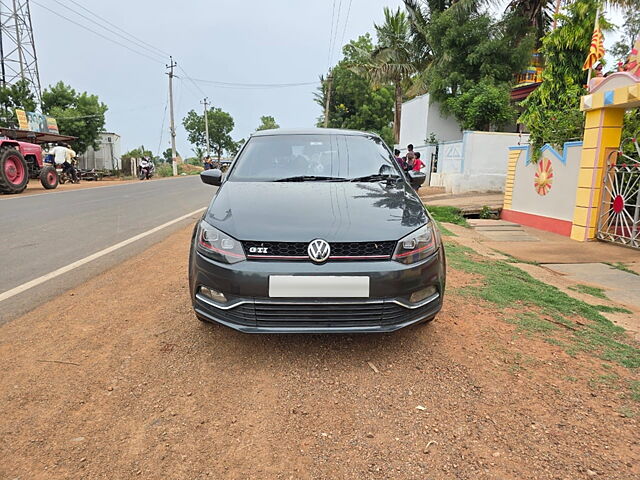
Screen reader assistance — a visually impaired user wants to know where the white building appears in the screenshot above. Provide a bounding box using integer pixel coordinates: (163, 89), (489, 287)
(397, 94), (461, 148)
(78, 132), (121, 170)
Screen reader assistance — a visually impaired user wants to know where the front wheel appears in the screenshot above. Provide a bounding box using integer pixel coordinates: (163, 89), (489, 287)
(0, 147), (29, 194)
(39, 165), (59, 189)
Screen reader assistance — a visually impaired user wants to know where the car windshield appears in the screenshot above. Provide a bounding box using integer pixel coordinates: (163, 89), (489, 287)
(228, 134), (400, 182)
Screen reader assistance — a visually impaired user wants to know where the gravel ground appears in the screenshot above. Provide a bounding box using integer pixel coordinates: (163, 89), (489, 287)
(0, 224), (638, 479)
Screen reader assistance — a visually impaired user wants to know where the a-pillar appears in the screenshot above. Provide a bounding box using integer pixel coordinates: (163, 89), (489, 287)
(570, 107), (625, 241)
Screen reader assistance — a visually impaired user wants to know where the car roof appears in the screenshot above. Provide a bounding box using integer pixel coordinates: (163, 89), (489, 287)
(251, 128), (378, 138)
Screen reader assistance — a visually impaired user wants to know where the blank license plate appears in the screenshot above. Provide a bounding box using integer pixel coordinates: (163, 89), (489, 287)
(268, 276), (370, 298)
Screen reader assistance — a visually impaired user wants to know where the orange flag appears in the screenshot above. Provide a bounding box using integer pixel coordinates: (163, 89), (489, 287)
(582, 27), (605, 71)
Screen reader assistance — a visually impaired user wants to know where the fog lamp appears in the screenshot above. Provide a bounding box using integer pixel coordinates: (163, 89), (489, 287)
(409, 286), (437, 304)
(199, 286), (227, 303)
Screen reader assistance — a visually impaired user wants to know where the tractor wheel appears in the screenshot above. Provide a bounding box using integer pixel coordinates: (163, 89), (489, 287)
(39, 165), (59, 189)
(0, 147), (29, 194)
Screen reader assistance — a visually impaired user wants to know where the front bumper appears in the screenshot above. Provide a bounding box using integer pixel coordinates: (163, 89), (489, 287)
(189, 246), (445, 333)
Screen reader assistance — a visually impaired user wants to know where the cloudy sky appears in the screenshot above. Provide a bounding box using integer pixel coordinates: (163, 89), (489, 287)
(31, 1), (625, 158)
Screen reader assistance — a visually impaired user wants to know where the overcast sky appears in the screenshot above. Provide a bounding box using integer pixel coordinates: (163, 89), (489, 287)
(31, 1), (624, 158)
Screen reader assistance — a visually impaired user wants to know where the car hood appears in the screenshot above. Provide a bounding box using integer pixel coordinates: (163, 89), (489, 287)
(205, 181), (428, 242)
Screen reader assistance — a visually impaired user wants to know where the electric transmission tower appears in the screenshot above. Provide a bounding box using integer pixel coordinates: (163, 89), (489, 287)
(0, 0), (42, 106)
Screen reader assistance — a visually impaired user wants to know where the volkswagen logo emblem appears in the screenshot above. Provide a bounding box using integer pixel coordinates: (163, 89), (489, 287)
(308, 239), (330, 263)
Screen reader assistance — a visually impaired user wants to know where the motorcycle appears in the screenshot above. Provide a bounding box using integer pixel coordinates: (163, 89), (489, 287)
(138, 161), (155, 180)
(57, 160), (80, 184)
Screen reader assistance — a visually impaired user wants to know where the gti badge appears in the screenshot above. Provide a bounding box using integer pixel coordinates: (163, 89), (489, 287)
(249, 247), (269, 254)
(307, 239), (330, 263)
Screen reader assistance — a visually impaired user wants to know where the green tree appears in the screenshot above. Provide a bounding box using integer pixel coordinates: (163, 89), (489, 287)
(162, 147), (179, 163)
(519, 0), (612, 153)
(256, 115), (280, 131)
(406, 4), (533, 130)
(42, 81), (108, 154)
(182, 107), (235, 160)
(355, 7), (416, 144)
(315, 34), (395, 146)
(611, 10), (640, 65)
(0, 79), (38, 126)
(122, 145), (153, 159)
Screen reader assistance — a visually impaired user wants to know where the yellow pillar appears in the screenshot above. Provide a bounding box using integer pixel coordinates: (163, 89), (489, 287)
(503, 148), (522, 210)
(570, 108), (625, 241)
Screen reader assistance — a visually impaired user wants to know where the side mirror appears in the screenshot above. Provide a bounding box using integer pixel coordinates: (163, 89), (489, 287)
(407, 170), (426, 189)
(200, 168), (223, 186)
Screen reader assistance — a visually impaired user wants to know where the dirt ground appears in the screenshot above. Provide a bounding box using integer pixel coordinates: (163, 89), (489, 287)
(1, 224), (638, 479)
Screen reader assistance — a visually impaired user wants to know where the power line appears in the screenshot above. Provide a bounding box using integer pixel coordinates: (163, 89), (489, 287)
(49, 0), (166, 62)
(327, 0), (337, 69)
(30, 1), (164, 65)
(330, 0), (344, 65)
(177, 65), (207, 97)
(180, 76), (318, 89)
(157, 89), (169, 157)
(63, 0), (170, 58)
(339, 0), (354, 53)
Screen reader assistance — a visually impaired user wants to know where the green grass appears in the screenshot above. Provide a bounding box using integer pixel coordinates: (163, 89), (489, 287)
(594, 305), (633, 314)
(630, 381), (640, 402)
(425, 205), (469, 227)
(445, 241), (640, 369)
(508, 312), (558, 333)
(606, 262), (639, 276)
(568, 284), (608, 299)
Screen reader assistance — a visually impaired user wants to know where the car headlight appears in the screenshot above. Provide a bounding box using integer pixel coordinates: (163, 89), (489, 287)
(392, 223), (437, 264)
(196, 221), (246, 264)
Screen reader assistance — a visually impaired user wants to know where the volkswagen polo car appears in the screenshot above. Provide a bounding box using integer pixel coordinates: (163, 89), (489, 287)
(188, 128), (446, 333)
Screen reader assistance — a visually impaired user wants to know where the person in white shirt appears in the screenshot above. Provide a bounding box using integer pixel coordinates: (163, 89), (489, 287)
(49, 143), (67, 166)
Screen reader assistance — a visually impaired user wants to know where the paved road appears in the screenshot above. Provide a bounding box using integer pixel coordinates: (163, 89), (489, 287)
(0, 176), (215, 323)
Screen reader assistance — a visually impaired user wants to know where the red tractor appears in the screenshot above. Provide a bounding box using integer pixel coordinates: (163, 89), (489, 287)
(0, 128), (76, 195)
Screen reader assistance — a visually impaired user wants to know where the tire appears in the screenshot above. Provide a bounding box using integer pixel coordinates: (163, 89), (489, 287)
(0, 147), (29, 194)
(39, 165), (59, 189)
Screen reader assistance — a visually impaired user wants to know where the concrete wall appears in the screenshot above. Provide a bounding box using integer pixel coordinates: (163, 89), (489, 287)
(430, 131), (527, 194)
(502, 141), (582, 236)
(397, 94), (461, 148)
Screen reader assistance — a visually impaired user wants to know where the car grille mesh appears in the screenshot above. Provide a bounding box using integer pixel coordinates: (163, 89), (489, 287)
(197, 297), (435, 328)
(243, 241), (396, 260)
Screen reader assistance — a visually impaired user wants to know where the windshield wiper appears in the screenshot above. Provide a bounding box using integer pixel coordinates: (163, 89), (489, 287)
(350, 173), (401, 182)
(274, 175), (348, 182)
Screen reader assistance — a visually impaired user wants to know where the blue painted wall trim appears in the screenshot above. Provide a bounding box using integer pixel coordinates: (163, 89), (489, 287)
(508, 141), (583, 165)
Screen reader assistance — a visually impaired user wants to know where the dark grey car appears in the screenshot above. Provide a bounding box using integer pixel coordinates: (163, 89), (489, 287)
(189, 128), (446, 333)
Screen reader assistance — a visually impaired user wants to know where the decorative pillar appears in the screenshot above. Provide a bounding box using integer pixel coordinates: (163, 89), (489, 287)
(570, 107), (625, 241)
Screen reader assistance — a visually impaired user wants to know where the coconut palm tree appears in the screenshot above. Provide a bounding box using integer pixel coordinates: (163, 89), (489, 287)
(354, 7), (416, 144)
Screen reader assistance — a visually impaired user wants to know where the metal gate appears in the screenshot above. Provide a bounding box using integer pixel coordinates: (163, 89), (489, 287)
(596, 137), (640, 249)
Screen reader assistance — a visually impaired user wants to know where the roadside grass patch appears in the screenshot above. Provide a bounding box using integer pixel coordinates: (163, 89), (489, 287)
(594, 305), (633, 314)
(630, 381), (640, 402)
(445, 241), (640, 369)
(435, 221), (456, 237)
(507, 312), (558, 333)
(426, 205), (469, 227)
(568, 284), (608, 299)
(606, 262), (639, 276)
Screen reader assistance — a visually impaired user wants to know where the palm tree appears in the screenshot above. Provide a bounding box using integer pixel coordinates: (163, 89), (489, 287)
(355, 7), (416, 144)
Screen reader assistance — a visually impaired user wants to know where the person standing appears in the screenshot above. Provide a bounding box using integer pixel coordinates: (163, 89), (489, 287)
(393, 149), (405, 169)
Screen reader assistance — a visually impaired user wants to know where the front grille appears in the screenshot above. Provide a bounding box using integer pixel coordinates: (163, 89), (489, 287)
(253, 300), (432, 328)
(243, 241), (396, 260)
(196, 295), (439, 329)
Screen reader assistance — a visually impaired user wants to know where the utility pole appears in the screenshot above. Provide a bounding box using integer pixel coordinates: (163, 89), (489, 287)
(201, 97), (210, 158)
(323, 71), (333, 128)
(166, 56), (178, 176)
